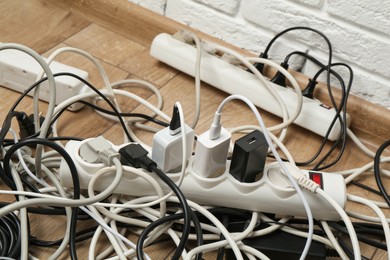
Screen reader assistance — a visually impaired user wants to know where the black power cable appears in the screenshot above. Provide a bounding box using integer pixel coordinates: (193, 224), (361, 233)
(118, 143), (192, 260)
(2, 138), (81, 260)
(374, 139), (390, 207)
(0, 72), (135, 143)
(261, 27), (353, 170)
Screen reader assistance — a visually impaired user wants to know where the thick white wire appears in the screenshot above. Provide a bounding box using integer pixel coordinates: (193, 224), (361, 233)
(50, 89), (170, 150)
(347, 211), (390, 223)
(35, 46), (135, 145)
(0, 44), (57, 208)
(20, 156), (73, 259)
(95, 79), (164, 123)
(87, 167), (166, 226)
(7, 155), (28, 259)
(212, 45), (303, 132)
(321, 221), (348, 259)
(347, 128), (376, 158)
(0, 156), (125, 216)
(347, 194), (390, 260)
(188, 32), (202, 128)
(343, 157), (390, 183)
(216, 94), (313, 260)
(87, 203), (127, 260)
(238, 244), (270, 260)
(8, 129), (49, 187)
(34, 46), (113, 131)
(316, 189), (361, 259)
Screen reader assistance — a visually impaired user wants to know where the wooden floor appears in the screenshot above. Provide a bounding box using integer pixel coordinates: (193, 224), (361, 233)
(0, 0), (389, 259)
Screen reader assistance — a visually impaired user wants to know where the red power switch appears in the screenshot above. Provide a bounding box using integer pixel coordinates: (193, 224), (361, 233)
(309, 172), (324, 189)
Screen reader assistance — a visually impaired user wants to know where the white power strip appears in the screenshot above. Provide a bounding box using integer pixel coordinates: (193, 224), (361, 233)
(60, 140), (346, 221)
(0, 49), (89, 111)
(150, 33), (351, 141)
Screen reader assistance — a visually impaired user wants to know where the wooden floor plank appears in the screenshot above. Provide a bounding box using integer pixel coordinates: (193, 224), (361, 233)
(0, 0), (389, 259)
(0, 0), (90, 54)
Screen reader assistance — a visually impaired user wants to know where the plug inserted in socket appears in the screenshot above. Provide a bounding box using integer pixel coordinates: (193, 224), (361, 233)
(150, 33), (351, 141)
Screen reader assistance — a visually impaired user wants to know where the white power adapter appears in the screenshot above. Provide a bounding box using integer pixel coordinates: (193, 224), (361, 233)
(152, 125), (194, 172)
(152, 105), (194, 172)
(192, 127), (231, 178)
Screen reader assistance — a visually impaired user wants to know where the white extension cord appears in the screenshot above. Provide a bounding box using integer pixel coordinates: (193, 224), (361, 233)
(150, 33), (351, 141)
(60, 139), (347, 221)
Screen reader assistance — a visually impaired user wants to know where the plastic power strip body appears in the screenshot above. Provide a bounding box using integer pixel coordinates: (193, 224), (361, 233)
(150, 33), (351, 141)
(60, 140), (347, 221)
(0, 49), (89, 111)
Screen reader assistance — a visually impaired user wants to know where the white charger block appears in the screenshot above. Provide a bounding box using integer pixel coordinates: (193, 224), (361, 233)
(152, 124), (194, 172)
(192, 127), (231, 177)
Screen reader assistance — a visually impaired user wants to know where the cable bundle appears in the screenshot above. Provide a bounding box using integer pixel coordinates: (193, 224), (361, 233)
(0, 27), (388, 260)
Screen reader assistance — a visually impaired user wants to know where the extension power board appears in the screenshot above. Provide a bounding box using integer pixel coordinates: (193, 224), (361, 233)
(0, 49), (89, 111)
(150, 33), (351, 141)
(60, 139), (346, 221)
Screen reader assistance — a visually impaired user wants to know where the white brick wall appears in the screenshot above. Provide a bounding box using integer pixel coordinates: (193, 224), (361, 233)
(129, 0), (390, 109)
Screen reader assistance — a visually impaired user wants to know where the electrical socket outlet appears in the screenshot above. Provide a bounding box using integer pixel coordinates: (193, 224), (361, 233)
(60, 140), (346, 221)
(150, 33), (351, 141)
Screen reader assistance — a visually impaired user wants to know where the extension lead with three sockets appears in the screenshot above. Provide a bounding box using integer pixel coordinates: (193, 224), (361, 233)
(60, 135), (346, 222)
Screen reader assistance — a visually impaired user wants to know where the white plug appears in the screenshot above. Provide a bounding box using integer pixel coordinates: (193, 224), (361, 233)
(193, 118), (231, 178)
(152, 105), (194, 172)
(79, 136), (120, 166)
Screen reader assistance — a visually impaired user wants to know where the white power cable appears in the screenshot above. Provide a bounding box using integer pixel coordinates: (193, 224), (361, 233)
(348, 194), (390, 260)
(212, 94), (313, 260)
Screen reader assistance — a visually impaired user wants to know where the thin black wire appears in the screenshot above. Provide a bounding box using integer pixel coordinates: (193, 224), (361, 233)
(137, 164), (192, 260)
(350, 181), (383, 196)
(0, 72), (135, 143)
(78, 100), (169, 127)
(2, 138), (81, 260)
(329, 221), (387, 251)
(262, 27), (353, 170)
(0, 212), (21, 258)
(282, 51), (351, 169)
(374, 139), (390, 207)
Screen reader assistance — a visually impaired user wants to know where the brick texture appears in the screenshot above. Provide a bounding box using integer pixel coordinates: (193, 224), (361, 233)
(128, 0), (390, 108)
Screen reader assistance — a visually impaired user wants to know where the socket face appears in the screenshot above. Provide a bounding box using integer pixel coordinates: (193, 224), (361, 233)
(60, 140), (347, 221)
(150, 33), (351, 141)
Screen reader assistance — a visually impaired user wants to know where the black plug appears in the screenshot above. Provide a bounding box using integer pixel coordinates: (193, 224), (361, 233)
(16, 112), (34, 139)
(119, 143), (157, 172)
(302, 78), (318, 99)
(251, 52), (268, 74)
(270, 61), (289, 87)
(16, 112), (52, 139)
(229, 130), (268, 183)
(169, 104), (181, 135)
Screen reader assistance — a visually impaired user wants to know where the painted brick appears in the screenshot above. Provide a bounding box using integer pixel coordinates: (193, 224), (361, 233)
(165, 0), (305, 63)
(327, 0), (390, 36)
(192, 0), (240, 15)
(289, 0), (323, 7)
(304, 59), (390, 108)
(128, 0), (166, 15)
(241, 0), (390, 78)
(139, 0), (390, 108)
